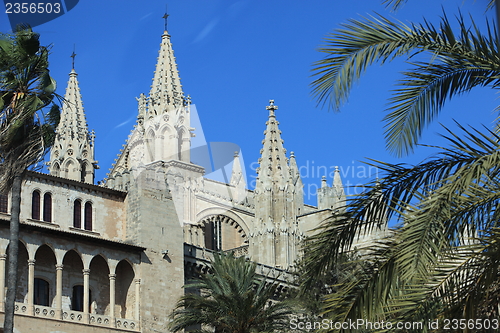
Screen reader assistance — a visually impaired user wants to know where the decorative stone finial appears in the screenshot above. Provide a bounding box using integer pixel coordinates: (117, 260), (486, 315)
(266, 99), (278, 116)
(234, 151), (239, 158)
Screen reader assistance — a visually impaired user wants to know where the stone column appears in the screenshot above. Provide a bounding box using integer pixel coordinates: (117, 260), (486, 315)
(109, 274), (116, 323)
(134, 279), (140, 321)
(27, 259), (35, 315)
(55, 264), (63, 318)
(83, 269), (90, 316)
(0, 254), (6, 312)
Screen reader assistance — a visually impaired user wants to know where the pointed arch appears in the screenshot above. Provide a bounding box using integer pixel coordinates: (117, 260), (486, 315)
(62, 250), (84, 312)
(5, 241), (29, 303)
(64, 158), (79, 180)
(51, 162), (60, 177)
(145, 128), (156, 163)
(84, 201), (93, 231)
(34, 245), (57, 307)
(115, 260), (135, 319)
(160, 123), (176, 161)
(177, 126), (190, 162)
(81, 161), (92, 183)
(197, 214), (248, 252)
(73, 199), (82, 228)
(31, 190), (41, 220)
(89, 255), (110, 315)
(43, 192), (52, 222)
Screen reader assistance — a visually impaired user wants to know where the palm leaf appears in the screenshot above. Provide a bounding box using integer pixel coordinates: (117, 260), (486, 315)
(311, 13), (500, 156)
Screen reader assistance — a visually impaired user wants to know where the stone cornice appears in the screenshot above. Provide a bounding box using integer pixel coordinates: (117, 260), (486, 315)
(163, 160), (205, 174)
(26, 171), (127, 199)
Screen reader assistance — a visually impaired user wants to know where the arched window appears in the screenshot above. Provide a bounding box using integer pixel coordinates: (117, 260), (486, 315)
(84, 202), (92, 231)
(81, 163), (86, 183)
(43, 193), (52, 222)
(72, 285), (91, 312)
(0, 193), (8, 213)
(32, 190), (41, 220)
(52, 162), (60, 177)
(72, 285), (84, 311)
(73, 200), (82, 228)
(34, 278), (49, 306)
(204, 220), (222, 251)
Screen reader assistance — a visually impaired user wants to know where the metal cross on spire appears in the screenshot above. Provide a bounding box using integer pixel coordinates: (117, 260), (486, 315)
(162, 5), (169, 31)
(71, 45), (76, 70)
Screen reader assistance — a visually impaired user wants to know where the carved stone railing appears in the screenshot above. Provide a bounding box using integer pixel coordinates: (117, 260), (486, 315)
(224, 245), (248, 257)
(14, 302), (29, 314)
(34, 304), (57, 318)
(184, 243), (295, 289)
(11, 301), (139, 331)
(116, 318), (139, 330)
(62, 309), (85, 323)
(89, 313), (111, 326)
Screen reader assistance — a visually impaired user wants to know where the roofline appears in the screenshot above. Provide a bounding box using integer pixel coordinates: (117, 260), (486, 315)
(0, 217), (145, 252)
(26, 170), (127, 198)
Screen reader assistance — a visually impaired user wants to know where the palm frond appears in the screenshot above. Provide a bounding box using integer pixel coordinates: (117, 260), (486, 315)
(303, 124), (500, 324)
(169, 253), (295, 333)
(312, 13), (500, 155)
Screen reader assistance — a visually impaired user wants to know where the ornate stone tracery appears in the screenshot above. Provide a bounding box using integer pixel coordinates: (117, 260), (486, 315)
(185, 214), (247, 252)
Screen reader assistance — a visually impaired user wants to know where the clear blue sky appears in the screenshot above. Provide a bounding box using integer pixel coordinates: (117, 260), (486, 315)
(0, 0), (497, 205)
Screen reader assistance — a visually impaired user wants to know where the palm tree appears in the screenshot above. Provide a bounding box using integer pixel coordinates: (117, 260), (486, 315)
(0, 25), (59, 333)
(311, 9), (500, 157)
(169, 253), (295, 333)
(304, 125), (500, 330)
(302, 2), (500, 330)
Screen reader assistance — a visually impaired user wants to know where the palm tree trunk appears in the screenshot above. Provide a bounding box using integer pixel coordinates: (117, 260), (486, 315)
(4, 173), (23, 333)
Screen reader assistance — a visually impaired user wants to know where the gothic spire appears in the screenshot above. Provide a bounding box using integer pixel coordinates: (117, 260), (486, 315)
(48, 67), (97, 183)
(255, 100), (289, 187)
(147, 22), (184, 115)
(252, 100), (303, 269)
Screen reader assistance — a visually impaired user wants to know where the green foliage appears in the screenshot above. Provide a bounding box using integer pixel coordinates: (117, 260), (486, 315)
(382, 0), (497, 11)
(0, 25), (60, 191)
(295, 250), (363, 320)
(307, 6), (500, 327)
(169, 253), (296, 333)
(311, 12), (500, 156)
(304, 126), (500, 331)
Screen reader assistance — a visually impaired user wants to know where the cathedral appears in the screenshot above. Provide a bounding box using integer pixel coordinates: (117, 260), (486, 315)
(0, 26), (375, 333)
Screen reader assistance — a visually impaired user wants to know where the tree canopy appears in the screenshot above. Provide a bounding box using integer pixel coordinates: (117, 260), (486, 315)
(170, 253), (295, 333)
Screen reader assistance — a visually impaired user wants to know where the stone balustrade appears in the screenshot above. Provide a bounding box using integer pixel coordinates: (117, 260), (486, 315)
(14, 302), (28, 314)
(89, 313), (111, 326)
(224, 244), (249, 257)
(34, 304), (57, 318)
(116, 318), (139, 330)
(11, 301), (139, 331)
(62, 309), (85, 323)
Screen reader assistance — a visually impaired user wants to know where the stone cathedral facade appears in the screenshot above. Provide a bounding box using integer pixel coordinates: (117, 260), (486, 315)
(0, 28), (381, 333)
